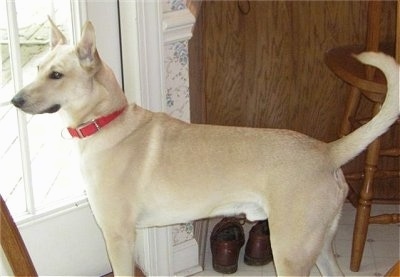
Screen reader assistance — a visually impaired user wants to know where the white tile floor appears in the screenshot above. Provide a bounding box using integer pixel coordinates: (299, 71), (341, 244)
(194, 203), (400, 276)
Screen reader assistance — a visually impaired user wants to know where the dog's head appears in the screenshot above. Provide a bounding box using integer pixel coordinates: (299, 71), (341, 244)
(11, 18), (101, 115)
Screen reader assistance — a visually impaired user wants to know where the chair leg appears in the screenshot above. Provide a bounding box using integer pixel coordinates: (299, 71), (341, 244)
(350, 176), (373, 271)
(350, 123), (382, 272)
(339, 86), (361, 137)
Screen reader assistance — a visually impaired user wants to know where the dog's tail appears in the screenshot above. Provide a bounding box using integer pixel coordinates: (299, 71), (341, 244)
(328, 52), (399, 168)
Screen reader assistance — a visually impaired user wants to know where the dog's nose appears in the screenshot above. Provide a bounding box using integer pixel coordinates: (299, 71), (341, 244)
(11, 95), (26, 108)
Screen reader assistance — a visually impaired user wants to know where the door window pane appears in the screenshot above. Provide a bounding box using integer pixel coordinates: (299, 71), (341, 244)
(0, 0), (85, 220)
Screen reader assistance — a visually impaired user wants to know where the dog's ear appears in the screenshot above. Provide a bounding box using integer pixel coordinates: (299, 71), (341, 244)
(48, 17), (67, 49)
(76, 21), (98, 68)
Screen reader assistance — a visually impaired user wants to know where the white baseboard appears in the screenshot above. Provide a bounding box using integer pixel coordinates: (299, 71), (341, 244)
(175, 265), (203, 276)
(173, 238), (202, 276)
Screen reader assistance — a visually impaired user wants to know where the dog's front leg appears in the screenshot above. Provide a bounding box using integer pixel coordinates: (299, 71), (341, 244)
(103, 230), (136, 276)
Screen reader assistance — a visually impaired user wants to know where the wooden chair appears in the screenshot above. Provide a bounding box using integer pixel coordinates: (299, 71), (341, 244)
(324, 0), (400, 272)
(0, 195), (37, 276)
(385, 260), (400, 277)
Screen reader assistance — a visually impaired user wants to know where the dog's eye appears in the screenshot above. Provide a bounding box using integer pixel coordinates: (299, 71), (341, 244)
(49, 71), (63, 80)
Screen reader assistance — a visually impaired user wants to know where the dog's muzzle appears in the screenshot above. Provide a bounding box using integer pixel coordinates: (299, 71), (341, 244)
(11, 95), (61, 114)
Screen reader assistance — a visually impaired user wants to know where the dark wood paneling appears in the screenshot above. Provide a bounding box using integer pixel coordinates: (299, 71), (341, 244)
(196, 1), (395, 139)
(190, 1), (395, 133)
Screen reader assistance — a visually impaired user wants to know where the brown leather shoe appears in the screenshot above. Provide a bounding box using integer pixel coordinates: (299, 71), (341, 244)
(210, 218), (245, 274)
(244, 220), (273, 266)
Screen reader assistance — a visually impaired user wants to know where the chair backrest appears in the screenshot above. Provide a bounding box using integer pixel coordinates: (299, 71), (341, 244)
(0, 195), (37, 276)
(365, 1), (382, 53)
(365, 1), (383, 80)
(396, 0), (399, 62)
(365, 0), (399, 79)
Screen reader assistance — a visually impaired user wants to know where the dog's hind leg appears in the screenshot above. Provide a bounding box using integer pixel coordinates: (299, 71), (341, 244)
(103, 230), (136, 276)
(316, 213), (344, 276)
(269, 218), (317, 276)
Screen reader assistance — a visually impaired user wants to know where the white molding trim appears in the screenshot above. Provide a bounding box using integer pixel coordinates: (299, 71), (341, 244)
(194, 219), (209, 269)
(163, 9), (196, 43)
(118, 0), (141, 104)
(130, 0), (165, 112)
(141, 226), (174, 276)
(173, 239), (202, 276)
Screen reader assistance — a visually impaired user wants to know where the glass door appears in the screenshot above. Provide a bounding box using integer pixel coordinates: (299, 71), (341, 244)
(0, 1), (121, 275)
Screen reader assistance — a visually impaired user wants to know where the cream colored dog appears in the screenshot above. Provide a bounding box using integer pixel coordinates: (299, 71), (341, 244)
(11, 20), (399, 276)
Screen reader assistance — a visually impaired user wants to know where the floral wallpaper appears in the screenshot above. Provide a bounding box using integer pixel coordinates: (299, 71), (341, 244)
(164, 40), (193, 243)
(164, 41), (190, 122)
(166, 0), (186, 12)
(163, 0), (194, 244)
(172, 220), (194, 245)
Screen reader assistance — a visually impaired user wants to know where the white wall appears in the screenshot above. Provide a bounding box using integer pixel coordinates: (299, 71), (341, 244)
(21, 204), (111, 275)
(0, 248), (13, 276)
(1, 203), (111, 276)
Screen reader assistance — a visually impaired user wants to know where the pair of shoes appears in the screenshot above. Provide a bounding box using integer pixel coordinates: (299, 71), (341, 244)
(210, 218), (273, 274)
(244, 220), (273, 266)
(210, 217), (245, 274)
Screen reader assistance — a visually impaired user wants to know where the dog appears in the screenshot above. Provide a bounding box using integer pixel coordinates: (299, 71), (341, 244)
(11, 19), (399, 276)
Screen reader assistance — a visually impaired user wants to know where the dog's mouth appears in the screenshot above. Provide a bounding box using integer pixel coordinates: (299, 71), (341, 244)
(39, 104), (61, 114)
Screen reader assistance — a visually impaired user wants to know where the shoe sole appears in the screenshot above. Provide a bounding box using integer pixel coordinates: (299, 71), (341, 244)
(244, 254), (273, 266)
(212, 261), (238, 274)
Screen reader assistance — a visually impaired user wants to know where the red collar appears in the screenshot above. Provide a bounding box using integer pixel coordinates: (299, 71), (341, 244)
(67, 108), (126, 139)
